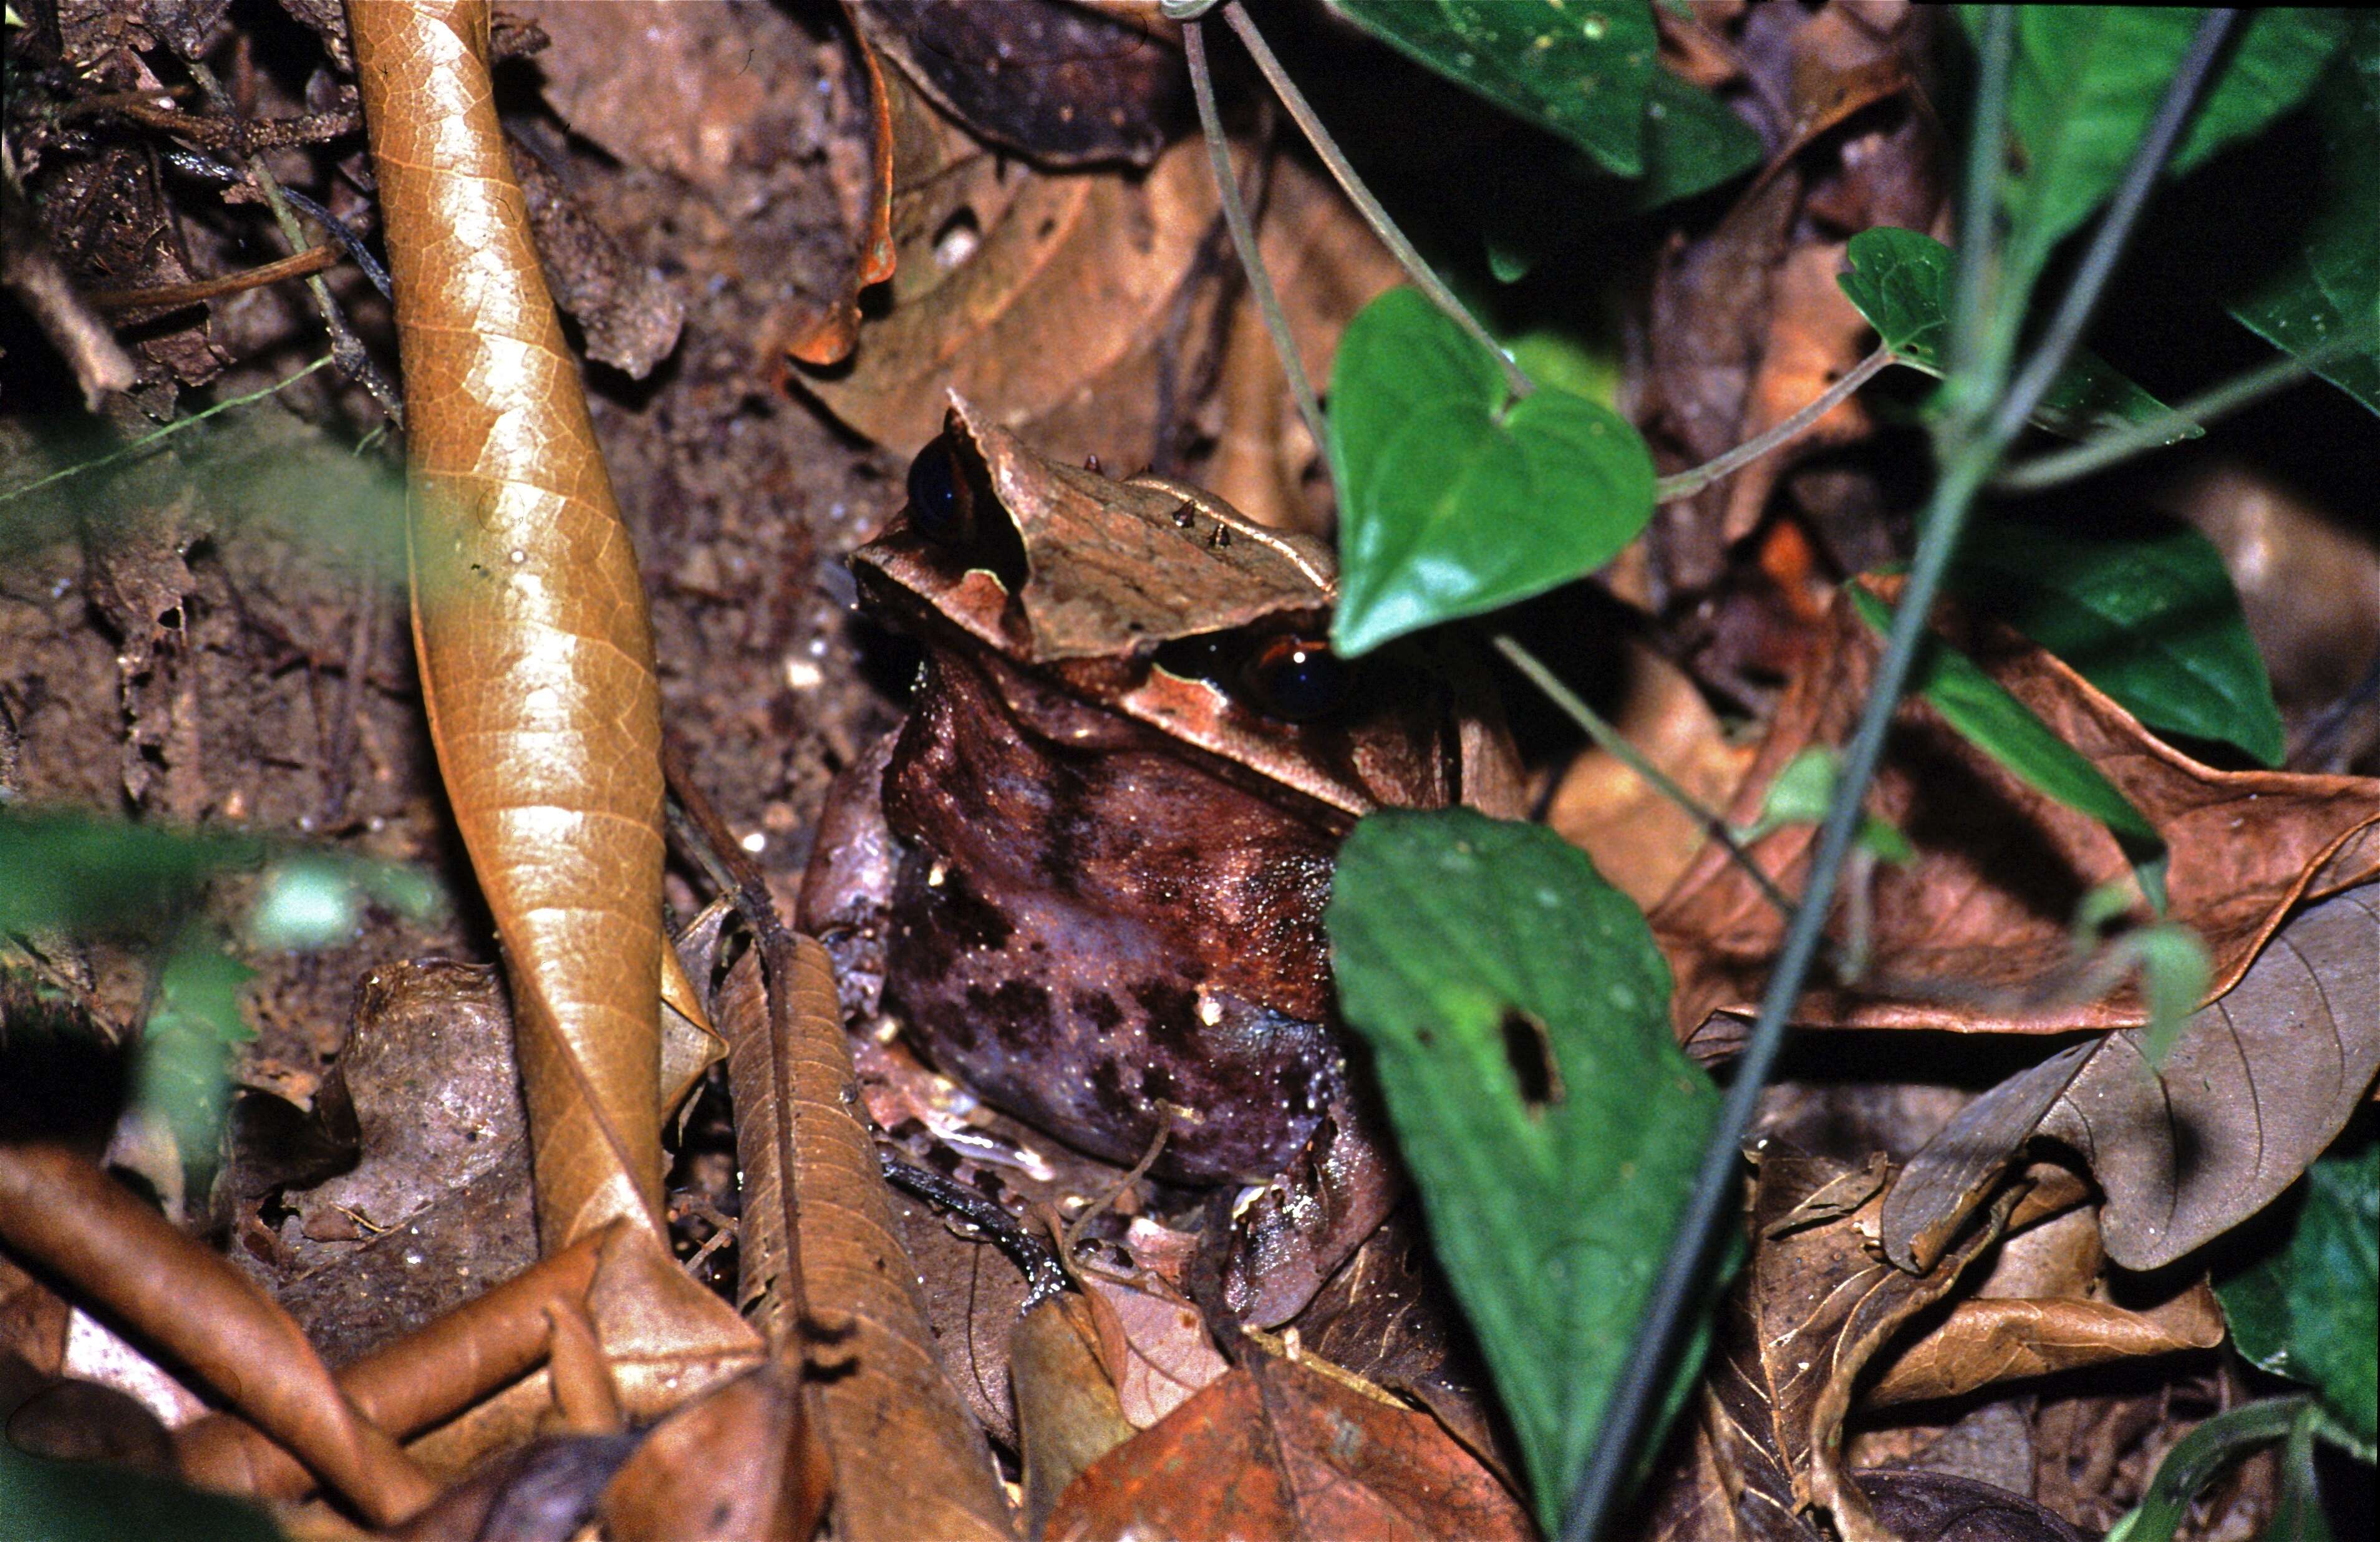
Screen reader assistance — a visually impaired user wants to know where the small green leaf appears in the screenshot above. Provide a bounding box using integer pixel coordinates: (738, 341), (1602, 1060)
(2230, 15), (2380, 416)
(1837, 228), (2198, 443)
(138, 930), (258, 1173)
(1952, 518), (2285, 765)
(1973, 9), (2346, 286)
(1849, 586), (2167, 911)
(1734, 747), (1915, 865)
(2104, 1397), (2318, 1542)
(1328, 289), (1655, 656)
(2219, 1138), (2379, 1452)
(1328, 0), (1660, 175)
(1329, 809), (1721, 1530)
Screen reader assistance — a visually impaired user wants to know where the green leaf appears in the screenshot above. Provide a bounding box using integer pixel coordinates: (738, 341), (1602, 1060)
(1951, 519), (2285, 765)
(2219, 1138), (2379, 1452)
(1328, 809), (1721, 1530)
(2231, 15), (2380, 415)
(1837, 228), (2199, 443)
(1733, 746), (1915, 865)
(1328, 289), (1655, 656)
(2104, 1397), (2316, 1542)
(1635, 65), (1765, 208)
(0, 1442), (289, 1542)
(1974, 9), (2346, 284)
(1328, 0), (1660, 175)
(0, 808), (263, 938)
(1849, 586), (2168, 911)
(138, 930), (258, 1172)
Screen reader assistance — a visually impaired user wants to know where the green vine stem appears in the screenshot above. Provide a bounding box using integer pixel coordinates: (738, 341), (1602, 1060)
(0, 354), (336, 505)
(1491, 633), (1797, 921)
(1654, 346), (1894, 502)
(1215, 0), (1532, 400)
(1558, 12), (2240, 1540)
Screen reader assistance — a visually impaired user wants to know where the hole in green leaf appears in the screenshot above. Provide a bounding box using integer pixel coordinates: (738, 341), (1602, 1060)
(1499, 1008), (1564, 1113)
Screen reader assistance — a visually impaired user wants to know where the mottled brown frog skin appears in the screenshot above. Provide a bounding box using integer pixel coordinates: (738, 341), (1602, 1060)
(800, 398), (1514, 1326)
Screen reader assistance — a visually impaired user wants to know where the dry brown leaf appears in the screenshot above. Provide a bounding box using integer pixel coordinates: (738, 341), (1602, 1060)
(352, 0), (670, 1252)
(1869, 1284), (2226, 1407)
(1045, 1344), (1532, 1542)
(1549, 641), (1759, 909)
(717, 938), (1015, 1542)
(173, 1232), (604, 1501)
(1655, 587), (2380, 1056)
(1882, 885), (2380, 1274)
(594, 1363), (830, 1542)
(352, 0), (762, 1437)
(850, 0), (1186, 167)
(1012, 1296), (1139, 1539)
(796, 124), (1217, 464)
(0, 1143), (437, 1526)
(1695, 1148), (2017, 1542)
(1077, 1271), (1229, 1429)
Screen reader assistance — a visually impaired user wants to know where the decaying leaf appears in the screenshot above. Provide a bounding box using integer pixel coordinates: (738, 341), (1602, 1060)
(1654, 588), (2380, 1055)
(1883, 885), (2380, 1273)
(1012, 1296), (1139, 1539)
(716, 939), (1015, 1542)
(850, 0), (1186, 168)
(0, 1143), (438, 1525)
(1044, 1341), (1532, 1542)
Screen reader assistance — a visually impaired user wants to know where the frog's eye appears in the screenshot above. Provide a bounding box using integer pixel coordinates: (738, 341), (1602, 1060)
(1240, 633), (1348, 722)
(906, 434), (976, 548)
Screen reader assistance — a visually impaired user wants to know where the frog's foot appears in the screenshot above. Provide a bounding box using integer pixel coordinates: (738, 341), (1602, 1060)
(1221, 1099), (1398, 1327)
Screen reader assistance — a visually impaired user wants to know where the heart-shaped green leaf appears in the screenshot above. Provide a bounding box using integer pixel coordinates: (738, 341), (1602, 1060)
(1837, 228), (2198, 443)
(1328, 808), (1720, 1530)
(1329, 289), (1655, 657)
(1953, 518), (2285, 766)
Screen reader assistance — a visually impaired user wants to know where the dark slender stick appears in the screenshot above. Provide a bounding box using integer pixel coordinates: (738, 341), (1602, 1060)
(1557, 12), (2237, 1539)
(1183, 18), (1330, 462)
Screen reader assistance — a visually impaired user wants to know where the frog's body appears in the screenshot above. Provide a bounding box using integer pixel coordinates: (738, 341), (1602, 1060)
(800, 396), (1518, 1324)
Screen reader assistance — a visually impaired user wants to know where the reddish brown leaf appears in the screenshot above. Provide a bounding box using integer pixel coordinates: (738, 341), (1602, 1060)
(1654, 588), (2380, 1056)
(1045, 1345), (1531, 1542)
(1078, 1272), (1230, 1430)
(594, 1363), (830, 1542)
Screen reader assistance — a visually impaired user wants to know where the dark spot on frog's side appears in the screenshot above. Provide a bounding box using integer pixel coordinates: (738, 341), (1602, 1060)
(967, 979), (1054, 1051)
(1088, 1058), (1134, 1121)
(930, 864), (1013, 951)
(1140, 1064), (1175, 1102)
(1131, 979), (1202, 1053)
(1072, 989), (1125, 1033)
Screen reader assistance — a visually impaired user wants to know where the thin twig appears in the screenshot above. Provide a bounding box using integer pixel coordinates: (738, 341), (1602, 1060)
(0, 354), (336, 505)
(1218, 0), (1532, 400)
(1655, 346), (1894, 502)
(1491, 633), (1796, 922)
(1184, 17), (1329, 462)
(1559, 12), (2238, 1540)
(162, 150), (394, 301)
(84, 243), (341, 311)
(181, 61), (403, 422)
(1946, 6), (2016, 419)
